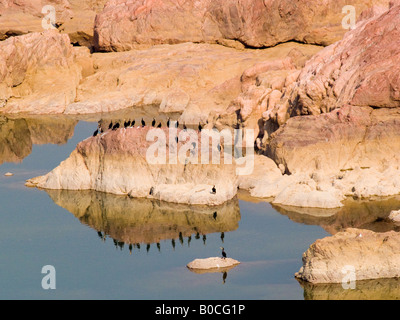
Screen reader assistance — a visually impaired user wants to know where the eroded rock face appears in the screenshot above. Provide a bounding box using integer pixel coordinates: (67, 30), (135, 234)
(295, 228), (400, 283)
(268, 106), (400, 175)
(68, 42), (320, 123)
(0, 0), (72, 40)
(0, 0), (109, 48)
(0, 31), (82, 114)
(93, 0), (390, 52)
(27, 126), (241, 206)
(287, 4), (400, 117)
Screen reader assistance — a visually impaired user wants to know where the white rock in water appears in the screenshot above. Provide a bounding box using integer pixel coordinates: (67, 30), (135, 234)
(295, 228), (400, 283)
(389, 210), (400, 222)
(187, 257), (240, 270)
(4, 172), (13, 176)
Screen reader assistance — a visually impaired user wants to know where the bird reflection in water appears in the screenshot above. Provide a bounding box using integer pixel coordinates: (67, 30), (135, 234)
(45, 189), (241, 256)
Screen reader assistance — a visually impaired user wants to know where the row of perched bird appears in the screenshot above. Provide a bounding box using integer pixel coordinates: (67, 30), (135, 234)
(93, 117), (208, 137)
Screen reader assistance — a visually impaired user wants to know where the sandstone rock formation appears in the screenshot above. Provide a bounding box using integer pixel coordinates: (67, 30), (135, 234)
(0, 31), (82, 114)
(93, 0), (390, 52)
(0, 0), (108, 48)
(232, 3), (400, 208)
(26, 126), (240, 206)
(46, 189), (240, 245)
(187, 257), (240, 272)
(68, 42), (320, 123)
(0, 0), (72, 40)
(295, 228), (400, 283)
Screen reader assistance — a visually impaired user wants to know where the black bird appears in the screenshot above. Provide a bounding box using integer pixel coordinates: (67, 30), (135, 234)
(93, 129), (99, 137)
(126, 120), (131, 127)
(167, 118), (170, 128)
(112, 122), (120, 130)
(124, 120), (129, 128)
(141, 118), (145, 127)
(176, 120), (179, 128)
(220, 247), (227, 259)
(211, 185), (216, 194)
(175, 136), (179, 144)
(108, 121), (113, 130)
(152, 118), (156, 127)
(213, 211), (217, 220)
(157, 122), (162, 128)
(183, 123), (187, 130)
(149, 187), (154, 196)
(198, 122), (202, 132)
(131, 119), (135, 127)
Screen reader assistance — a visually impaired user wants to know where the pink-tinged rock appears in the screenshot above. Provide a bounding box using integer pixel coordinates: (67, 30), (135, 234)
(93, 0), (391, 52)
(287, 4), (400, 117)
(26, 126), (241, 206)
(0, 31), (82, 114)
(267, 105), (400, 175)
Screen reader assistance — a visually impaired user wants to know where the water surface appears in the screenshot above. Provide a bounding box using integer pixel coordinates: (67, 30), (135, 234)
(0, 113), (399, 300)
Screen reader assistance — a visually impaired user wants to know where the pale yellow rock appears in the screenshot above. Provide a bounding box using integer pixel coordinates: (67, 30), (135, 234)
(295, 228), (400, 283)
(187, 257), (240, 271)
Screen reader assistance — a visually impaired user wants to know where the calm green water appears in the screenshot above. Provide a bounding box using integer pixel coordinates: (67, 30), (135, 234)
(0, 114), (399, 300)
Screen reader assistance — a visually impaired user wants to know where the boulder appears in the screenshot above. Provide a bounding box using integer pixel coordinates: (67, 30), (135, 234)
(0, 31), (82, 114)
(0, 0), (108, 48)
(282, 3), (400, 119)
(26, 126), (241, 206)
(295, 228), (400, 283)
(0, 0), (72, 40)
(187, 257), (240, 271)
(267, 106), (400, 175)
(93, 0), (391, 52)
(388, 210), (400, 222)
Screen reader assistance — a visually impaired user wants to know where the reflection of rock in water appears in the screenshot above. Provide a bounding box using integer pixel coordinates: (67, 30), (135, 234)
(45, 189), (240, 250)
(0, 116), (31, 165)
(272, 196), (400, 235)
(298, 278), (400, 300)
(0, 116), (78, 165)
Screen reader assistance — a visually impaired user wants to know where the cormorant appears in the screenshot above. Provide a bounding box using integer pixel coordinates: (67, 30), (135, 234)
(183, 123), (187, 130)
(157, 122), (162, 128)
(176, 120), (179, 128)
(152, 118), (156, 127)
(131, 119), (135, 127)
(175, 136), (179, 144)
(220, 247), (227, 259)
(167, 118), (170, 127)
(93, 129), (99, 137)
(124, 120), (129, 128)
(141, 118), (145, 127)
(112, 122), (120, 130)
(212, 185), (216, 194)
(149, 187), (154, 196)
(108, 121), (113, 130)
(213, 211), (217, 220)
(198, 122), (202, 132)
